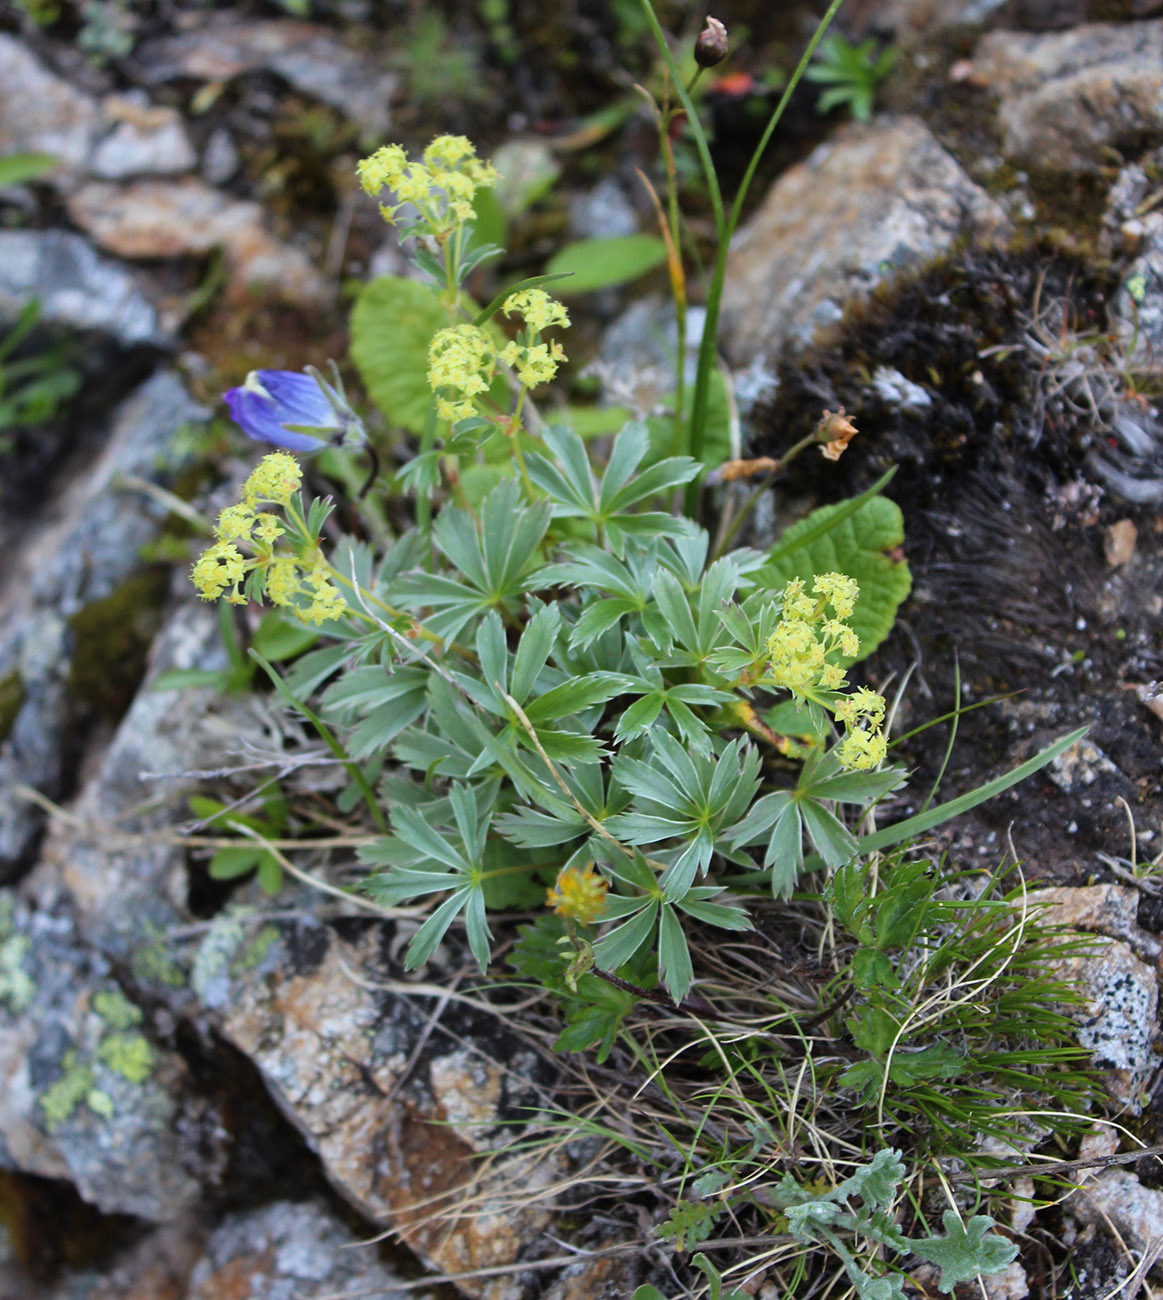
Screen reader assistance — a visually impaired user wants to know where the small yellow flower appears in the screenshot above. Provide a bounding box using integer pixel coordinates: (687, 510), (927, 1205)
(356, 144), (407, 196)
(253, 513), (284, 544)
(547, 863), (609, 925)
(503, 289), (570, 333)
(428, 324), (496, 422)
(357, 136), (497, 235)
(245, 453), (302, 507)
(215, 503), (255, 542)
(263, 556), (301, 608)
(839, 726), (888, 771)
(191, 542), (247, 602)
(500, 291), (570, 392)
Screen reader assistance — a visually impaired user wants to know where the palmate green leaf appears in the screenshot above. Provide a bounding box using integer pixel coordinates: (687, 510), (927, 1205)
(657, 903), (692, 998)
(349, 276), (445, 431)
(361, 786), (494, 971)
(350, 276), (505, 431)
(648, 557), (741, 666)
(392, 480), (553, 641)
(594, 898), (658, 970)
(910, 1212), (1019, 1294)
(759, 488), (910, 662)
(800, 798), (858, 870)
(526, 422), (699, 556)
(321, 664), (429, 759)
(610, 733), (761, 897)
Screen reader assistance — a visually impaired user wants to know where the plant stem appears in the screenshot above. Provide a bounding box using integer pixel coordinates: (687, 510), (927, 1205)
(639, 0), (846, 513)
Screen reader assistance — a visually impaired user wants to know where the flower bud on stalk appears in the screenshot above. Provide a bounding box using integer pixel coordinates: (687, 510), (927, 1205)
(695, 16), (729, 68)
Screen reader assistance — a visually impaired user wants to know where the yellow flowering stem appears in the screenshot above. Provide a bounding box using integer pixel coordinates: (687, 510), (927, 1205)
(415, 403), (440, 540)
(507, 391), (537, 501)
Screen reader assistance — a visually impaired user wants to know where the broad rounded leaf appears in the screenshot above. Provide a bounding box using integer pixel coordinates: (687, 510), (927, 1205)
(349, 275), (445, 434)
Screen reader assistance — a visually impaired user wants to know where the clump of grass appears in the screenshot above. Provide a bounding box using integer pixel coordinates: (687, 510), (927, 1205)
(485, 847), (1102, 1297)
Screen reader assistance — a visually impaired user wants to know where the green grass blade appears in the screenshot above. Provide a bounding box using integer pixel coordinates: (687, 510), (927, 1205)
(856, 726), (1089, 855)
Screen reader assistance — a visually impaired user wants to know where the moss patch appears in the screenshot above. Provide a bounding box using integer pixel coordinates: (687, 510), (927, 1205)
(91, 988), (143, 1031)
(230, 922), (281, 975)
(96, 1032), (154, 1085)
(0, 671), (24, 744)
(131, 933), (187, 989)
(39, 1052), (96, 1132)
(66, 568), (169, 725)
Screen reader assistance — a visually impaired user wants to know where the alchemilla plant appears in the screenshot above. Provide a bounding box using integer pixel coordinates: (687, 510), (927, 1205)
(183, 7), (1097, 1296)
(190, 126), (911, 999)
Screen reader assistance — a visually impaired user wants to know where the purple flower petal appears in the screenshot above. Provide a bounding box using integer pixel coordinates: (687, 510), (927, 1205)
(223, 371), (332, 453)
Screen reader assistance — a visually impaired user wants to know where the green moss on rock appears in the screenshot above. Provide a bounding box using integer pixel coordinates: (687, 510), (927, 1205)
(92, 988), (143, 1030)
(0, 671), (24, 744)
(66, 568), (168, 724)
(39, 1053), (95, 1132)
(96, 1032), (154, 1085)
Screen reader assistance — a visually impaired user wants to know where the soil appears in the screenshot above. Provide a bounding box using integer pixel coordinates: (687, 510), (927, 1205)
(754, 243), (1163, 886)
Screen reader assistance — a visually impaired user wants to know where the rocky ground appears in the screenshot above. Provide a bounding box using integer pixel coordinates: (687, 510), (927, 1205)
(3, 1), (1163, 1297)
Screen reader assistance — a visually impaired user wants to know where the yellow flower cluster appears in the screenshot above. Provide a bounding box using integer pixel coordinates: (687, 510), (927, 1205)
(836, 688), (888, 771)
(356, 135), (498, 230)
(547, 862), (609, 926)
(766, 573), (887, 771)
(190, 454), (348, 626)
(427, 324), (496, 422)
(501, 290), (570, 391)
(767, 574), (860, 694)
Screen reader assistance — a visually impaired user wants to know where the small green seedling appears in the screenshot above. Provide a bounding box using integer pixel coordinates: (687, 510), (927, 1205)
(805, 34), (897, 121)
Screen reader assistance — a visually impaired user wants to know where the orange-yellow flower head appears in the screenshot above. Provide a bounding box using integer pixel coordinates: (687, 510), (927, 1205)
(547, 863), (609, 926)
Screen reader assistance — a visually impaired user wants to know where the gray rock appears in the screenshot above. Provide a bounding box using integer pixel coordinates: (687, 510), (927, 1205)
(0, 893), (210, 1220)
(720, 117), (1009, 361)
(1071, 1130), (1163, 1258)
(0, 371), (207, 874)
(187, 1200), (412, 1300)
(90, 93), (196, 181)
(1104, 153), (1163, 368)
(200, 128), (239, 187)
(1026, 885), (1160, 1111)
(569, 176), (639, 240)
(0, 230), (164, 347)
(974, 21), (1163, 172)
(64, 178), (327, 303)
(192, 917), (558, 1300)
(31, 600), (226, 970)
(138, 17), (397, 136)
(0, 35), (100, 184)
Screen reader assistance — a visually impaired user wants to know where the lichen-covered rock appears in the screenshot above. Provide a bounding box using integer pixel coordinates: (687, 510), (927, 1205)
(0, 894), (212, 1220)
(0, 35), (101, 183)
(0, 37), (195, 191)
(90, 94), (197, 181)
(1026, 884), (1160, 1111)
(186, 1200), (412, 1300)
(1071, 1127), (1163, 1258)
(30, 598), (225, 982)
(192, 916), (559, 1300)
(974, 21), (1163, 172)
(720, 117), (1009, 361)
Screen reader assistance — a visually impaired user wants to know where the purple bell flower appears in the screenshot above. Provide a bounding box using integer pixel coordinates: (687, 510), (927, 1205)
(224, 368), (365, 454)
